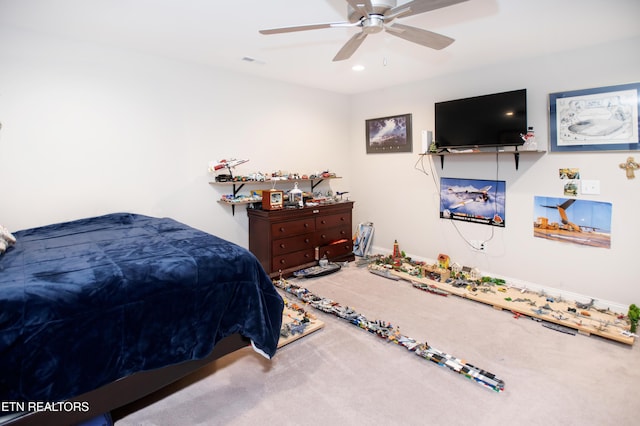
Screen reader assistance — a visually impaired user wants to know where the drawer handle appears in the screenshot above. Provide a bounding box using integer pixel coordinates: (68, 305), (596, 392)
(340, 230), (346, 236)
(320, 220), (326, 224)
(280, 243), (286, 249)
(304, 253), (311, 258)
(304, 238), (310, 243)
(304, 223), (309, 228)
(321, 234), (327, 239)
(279, 227), (285, 232)
(280, 259), (286, 265)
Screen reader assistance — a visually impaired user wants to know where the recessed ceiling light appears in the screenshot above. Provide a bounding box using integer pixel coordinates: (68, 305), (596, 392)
(352, 65), (365, 71)
(242, 56), (265, 65)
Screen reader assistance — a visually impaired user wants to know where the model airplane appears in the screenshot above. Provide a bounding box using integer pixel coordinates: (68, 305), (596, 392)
(208, 158), (249, 179)
(210, 158), (249, 171)
(575, 298), (595, 310)
(447, 185), (491, 209)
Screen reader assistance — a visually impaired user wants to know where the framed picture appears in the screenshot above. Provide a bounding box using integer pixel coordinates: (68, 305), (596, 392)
(365, 113), (412, 153)
(439, 177), (506, 228)
(549, 82), (640, 152)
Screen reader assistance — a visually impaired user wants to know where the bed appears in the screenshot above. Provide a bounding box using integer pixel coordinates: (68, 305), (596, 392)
(0, 213), (284, 425)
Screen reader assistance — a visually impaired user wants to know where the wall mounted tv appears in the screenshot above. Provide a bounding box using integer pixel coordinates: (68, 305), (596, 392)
(435, 89), (527, 150)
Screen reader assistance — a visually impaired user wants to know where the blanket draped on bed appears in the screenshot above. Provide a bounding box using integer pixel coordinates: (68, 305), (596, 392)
(0, 213), (283, 402)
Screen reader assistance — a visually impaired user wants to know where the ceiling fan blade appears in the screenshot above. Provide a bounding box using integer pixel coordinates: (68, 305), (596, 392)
(386, 0), (469, 19)
(345, 0), (374, 17)
(333, 32), (368, 61)
(260, 21), (352, 35)
(386, 23), (454, 50)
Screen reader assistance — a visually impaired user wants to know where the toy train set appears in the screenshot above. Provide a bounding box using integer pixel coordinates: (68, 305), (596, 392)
(273, 276), (506, 393)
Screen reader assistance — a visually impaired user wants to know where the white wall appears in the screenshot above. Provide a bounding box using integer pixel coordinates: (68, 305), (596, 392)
(2, 26), (639, 309)
(348, 36), (640, 309)
(0, 28), (351, 246)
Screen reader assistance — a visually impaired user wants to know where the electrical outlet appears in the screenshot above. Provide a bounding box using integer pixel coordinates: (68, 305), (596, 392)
(471, 240), (485, 250)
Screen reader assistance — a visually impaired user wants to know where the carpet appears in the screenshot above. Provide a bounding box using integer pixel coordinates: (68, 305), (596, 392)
(114, 263), (640, 426)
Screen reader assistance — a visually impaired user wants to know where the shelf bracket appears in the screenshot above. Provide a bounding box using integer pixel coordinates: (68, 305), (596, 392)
(232, 183), (245, 197)
(230, 183), (246, 216)
(310, 179), (324, 191)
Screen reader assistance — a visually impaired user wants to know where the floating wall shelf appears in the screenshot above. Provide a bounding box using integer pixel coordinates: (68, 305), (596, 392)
(423, 150), (546, 170)
(210, 177), (342, 215)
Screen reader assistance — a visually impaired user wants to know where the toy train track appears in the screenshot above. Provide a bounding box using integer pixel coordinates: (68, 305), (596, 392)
(273, 277), (505, 393)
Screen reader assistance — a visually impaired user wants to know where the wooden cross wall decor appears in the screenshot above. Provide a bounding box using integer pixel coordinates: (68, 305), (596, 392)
(619, 156), (639, 179)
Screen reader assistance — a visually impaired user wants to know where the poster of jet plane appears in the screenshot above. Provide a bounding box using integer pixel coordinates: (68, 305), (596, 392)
(440, 178), (506, 227)
(365, 114), (411, 153)
(533, 196), (612, 248)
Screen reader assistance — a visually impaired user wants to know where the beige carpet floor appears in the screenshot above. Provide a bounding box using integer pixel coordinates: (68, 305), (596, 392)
(113, 263), (639, 425)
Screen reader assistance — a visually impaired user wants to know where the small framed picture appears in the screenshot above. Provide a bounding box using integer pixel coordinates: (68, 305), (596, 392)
(365, 113), (412, 153)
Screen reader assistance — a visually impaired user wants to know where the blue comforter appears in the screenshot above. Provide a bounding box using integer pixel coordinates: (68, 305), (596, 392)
(0, 213), (283, 402)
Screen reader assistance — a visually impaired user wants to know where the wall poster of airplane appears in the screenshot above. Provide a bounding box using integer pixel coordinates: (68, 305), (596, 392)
(533, 196), (612, 249)
(440, 178), (506, 227)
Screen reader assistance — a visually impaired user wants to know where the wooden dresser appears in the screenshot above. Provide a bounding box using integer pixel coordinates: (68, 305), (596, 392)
(248, 201), (354, 277)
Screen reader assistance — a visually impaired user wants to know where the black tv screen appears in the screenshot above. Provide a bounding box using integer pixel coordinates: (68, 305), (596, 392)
(435, 89), (527, 150)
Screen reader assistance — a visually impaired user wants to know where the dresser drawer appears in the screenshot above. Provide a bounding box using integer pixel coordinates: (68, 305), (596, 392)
(272, 233), (315, 256)
(272, 249), (315, 272)
(317, 213), (350, 230)
(317, 226), (351, 245)
(318, 240), (353, 260)
(271, 218), (316, 237)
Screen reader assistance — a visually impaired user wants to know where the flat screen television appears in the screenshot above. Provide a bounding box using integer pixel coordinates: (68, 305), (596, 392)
(435, 89), (527, 150)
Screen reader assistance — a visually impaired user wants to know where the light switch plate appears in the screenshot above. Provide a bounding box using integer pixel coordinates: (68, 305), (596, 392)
(581, 180), (600, 195)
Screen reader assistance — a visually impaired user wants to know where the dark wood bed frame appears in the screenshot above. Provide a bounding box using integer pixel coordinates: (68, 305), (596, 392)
(5, 334), (249, 426)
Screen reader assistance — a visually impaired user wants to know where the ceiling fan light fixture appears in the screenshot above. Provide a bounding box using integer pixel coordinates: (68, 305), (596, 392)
(260, 0), (466, 61)
(361, 15), (385, 34)
(352, 64), (365, 71)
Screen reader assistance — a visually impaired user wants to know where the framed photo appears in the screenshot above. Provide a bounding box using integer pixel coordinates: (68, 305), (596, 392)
(439, 177), (506, 228)
(549, 82), (640, 152)
(365, 113), (412, 153)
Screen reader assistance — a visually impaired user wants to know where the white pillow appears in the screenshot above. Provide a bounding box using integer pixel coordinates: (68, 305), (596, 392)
(0, 225), (16, 254)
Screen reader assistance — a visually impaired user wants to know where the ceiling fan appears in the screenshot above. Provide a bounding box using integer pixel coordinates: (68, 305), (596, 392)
(259, 0), (468, 61)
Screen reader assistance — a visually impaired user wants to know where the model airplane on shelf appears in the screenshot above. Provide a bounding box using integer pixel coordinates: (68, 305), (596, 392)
(208, 158), (249, 179)
(210, 158), (249, 171)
